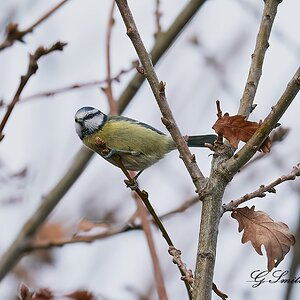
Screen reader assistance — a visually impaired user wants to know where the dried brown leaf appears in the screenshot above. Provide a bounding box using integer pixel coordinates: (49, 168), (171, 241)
(232, 206), (295, 271)
(18, 285), (54, 300)
(65, 290), (96, 300)
(77, 219), (109, 233)
(33, 288), (53, 299)
(19, 283), (32, 300)
(212, 113), (271, 153)
(34, 223), (65, 243)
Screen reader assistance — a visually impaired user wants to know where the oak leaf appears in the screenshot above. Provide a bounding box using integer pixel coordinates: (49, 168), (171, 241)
(19, 283), (31, 300)
(212, 113), (271, 153)
(34, 223), (65, 243)
(18, 284), (54, 300)
(77, 218), (109, 232)
(66, 290), (96, 300)
(75, 218), (110, 237)
(232, 206), (295, 271)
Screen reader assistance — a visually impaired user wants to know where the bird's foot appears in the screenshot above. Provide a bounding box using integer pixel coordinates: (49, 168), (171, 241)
(103, 149), (141, 159)
(103, 149), (117, 159)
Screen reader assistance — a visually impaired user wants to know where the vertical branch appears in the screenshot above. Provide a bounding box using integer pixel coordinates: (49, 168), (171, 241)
(238, 0), (281, 117)
(112, 157), (192, 299)
(227, 67), (300, 174)
(114, 1), (213, 299)
(115, 0), (206, 186)
(154, 0), (162, 36)
(104, 0), (118, 115)
(133, 193), (168, 300)
(118, 0), (207, 112)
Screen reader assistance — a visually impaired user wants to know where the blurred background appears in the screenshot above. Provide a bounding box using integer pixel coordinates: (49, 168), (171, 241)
(0, 0), (299, 299)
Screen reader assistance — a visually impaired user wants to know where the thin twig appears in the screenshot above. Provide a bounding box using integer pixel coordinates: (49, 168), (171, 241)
(112, 155), (193, 299)
(133, 193), (168, 300)
(0, 0), (70, 51)
(105, 5), (167, 289)
(0, 42), (67, 141)
(223, 163), (300, 212)
(16, 65), (136, 105)
(241, 126), (290, 169)
(105, 4), (166, 290)
(154, 0), (162, 37)
(29, 222), (134, 250)
(103, 0), (118, 115)
(238, 0), (281, 117)
(160, 196), (199, 219)
(168, 246), (194, 295)
(23, 195), (199, 251)
(226, 67), (300, 174)
(118, 0), (208, 112)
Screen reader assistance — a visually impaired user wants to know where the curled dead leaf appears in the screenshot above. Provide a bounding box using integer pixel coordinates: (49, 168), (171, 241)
(212, 113), (271, 153)
(232, 206), (295, 271)
(19, 283), (31, 300)
(18, 284), (53, 300)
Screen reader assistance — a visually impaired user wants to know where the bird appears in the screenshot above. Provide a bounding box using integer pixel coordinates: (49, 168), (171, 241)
(75, 106), (217, 172)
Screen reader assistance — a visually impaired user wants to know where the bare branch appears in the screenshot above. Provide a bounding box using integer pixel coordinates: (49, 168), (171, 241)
(0, 42), (67, 141)
(242, 127), (290, 168)
(118, 0), (208, 112)
(238, 0), (281, 117)
(160, 196), (199, 219)
(115, 0), (206, 188)
(133, 193), (168, 300)
(29, 222), (133, 250)
(0, 146), (93, 281)
(226, 67), (300, 174)
(103, 1), (118, 114)
(18, 194), (199, 252)
(112, 154), (193, 299)
(168, 246), (194, 296)
(17, 64), (136, 105)
(154, 0), (162, 37)
(223, 163), (300, 212)
(0, 0), (70, 51)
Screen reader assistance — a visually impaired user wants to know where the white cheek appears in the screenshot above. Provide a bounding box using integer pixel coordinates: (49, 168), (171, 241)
(75, 122), (83, 138)
(85, 119), (97, 131)
(85, 114), (104, 131)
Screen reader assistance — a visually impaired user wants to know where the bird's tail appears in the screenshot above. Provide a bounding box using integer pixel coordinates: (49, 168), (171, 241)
(187, 134), (217, 147)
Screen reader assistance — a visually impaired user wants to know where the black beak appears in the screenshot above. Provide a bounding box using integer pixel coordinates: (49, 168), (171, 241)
(75, 118), (84, 125)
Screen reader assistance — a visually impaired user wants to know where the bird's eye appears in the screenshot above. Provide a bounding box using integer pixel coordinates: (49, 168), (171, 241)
(85, 113), (94, 120)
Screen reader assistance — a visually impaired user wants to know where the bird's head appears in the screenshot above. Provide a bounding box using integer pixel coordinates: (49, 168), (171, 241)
(75, 106), (107, 139)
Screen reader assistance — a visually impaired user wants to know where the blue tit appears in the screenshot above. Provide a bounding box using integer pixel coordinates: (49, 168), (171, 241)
(75, 106), (217, 172)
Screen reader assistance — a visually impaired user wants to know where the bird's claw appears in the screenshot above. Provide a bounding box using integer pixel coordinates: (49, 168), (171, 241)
(103, 149), (141, 159)
(103, 149), (116, 159)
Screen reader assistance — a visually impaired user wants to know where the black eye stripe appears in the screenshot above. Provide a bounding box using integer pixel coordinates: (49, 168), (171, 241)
(84, 111), (100, 120)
